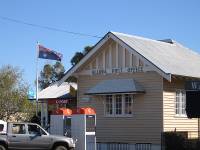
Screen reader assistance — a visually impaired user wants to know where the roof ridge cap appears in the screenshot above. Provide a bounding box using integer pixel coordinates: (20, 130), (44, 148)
(111, 31), (176, 46)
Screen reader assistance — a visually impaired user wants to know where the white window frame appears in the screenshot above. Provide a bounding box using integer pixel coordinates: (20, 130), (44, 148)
(104, 94), (133, 117)
(175, 89), (186, 117)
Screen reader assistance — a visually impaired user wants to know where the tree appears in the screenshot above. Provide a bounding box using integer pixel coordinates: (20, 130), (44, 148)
(70, 52), (84, 66)
(70, 46), (93, 66)
(83, 46), (94, 55)
(68, 46), (93, 83)
(0, 65), (35, 121)
(39, 61), (65, 90)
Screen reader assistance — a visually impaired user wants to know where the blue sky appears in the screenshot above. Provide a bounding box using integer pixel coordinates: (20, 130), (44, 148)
(0, 0), (200, 89)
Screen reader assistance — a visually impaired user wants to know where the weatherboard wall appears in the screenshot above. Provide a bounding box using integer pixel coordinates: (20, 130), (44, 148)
(163, 78), (198, 137)
(77, 72), (163, 144)
(73, 36), (199, 145)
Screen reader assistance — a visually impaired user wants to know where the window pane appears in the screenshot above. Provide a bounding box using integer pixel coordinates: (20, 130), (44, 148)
(12, 124), (26, 134)
(115, 95), (122, 115)
(125, 95), (133, 115)
(175, 95), (179, 114)
(182, 91), (186, 114)
(175, 90), (186, 115)
(28, 125), (41, 135)
(106, 95), (113, 115)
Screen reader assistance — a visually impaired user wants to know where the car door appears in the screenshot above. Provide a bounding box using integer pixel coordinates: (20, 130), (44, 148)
(26, 124), (52, 150)
(7, 123), (29, 149)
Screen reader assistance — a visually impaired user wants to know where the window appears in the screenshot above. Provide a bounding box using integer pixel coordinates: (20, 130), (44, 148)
(105, 94), (133, 117)
(12, 124), (26, 134)
(105, 95), (113, 115)
(115, 95), (122, 115)
(125, 94), (133, 115)
(28, 124), (46, 135)
(175, 90), (186, 116)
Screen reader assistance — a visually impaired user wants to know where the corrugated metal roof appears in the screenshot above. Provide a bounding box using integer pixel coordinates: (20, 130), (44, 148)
(85, 79), (144, 95)
(59, 31), (200, 84)
(38, 82), (77, 99)
(112, 32), (200, 78)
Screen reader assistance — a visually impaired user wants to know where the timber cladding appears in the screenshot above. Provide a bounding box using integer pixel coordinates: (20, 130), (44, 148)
(58, 31), (200, 148)
(77, 72), (163, 144)
(163, 78), (198, 136)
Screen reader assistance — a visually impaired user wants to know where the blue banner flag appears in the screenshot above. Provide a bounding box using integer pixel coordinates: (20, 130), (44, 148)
(38, 45), (63, 61)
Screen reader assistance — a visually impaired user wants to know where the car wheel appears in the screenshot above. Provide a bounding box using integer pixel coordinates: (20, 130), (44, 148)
(54, 145), (68, 150)
(0, 145), (6, 150)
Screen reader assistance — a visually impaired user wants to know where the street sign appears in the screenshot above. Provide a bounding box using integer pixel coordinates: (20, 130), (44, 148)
(28, 90), (36, 100)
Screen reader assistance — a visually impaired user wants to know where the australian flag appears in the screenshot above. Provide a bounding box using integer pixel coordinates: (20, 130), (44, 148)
(38, 45), (63, 61)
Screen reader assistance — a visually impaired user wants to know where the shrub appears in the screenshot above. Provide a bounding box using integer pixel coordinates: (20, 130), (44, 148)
(163, 132), (186, 150)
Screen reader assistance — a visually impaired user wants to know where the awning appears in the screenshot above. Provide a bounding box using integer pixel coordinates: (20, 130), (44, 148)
(36, 82), (77, 104)
(85, 79), (145, 95)
(30, 82), (77, 101)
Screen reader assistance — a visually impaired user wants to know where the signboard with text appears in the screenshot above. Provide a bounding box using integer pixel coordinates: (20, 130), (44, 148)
(48, 99), (71, 105)
(185, 81), (200, 91)
(91, 66), (143, 76)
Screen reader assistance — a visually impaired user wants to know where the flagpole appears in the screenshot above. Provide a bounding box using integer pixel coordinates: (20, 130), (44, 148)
(36, 41), (39, 116)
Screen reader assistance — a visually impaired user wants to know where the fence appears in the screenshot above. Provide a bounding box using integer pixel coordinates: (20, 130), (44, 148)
(97, 143), (152, 150)
(135, 143), (152, 150)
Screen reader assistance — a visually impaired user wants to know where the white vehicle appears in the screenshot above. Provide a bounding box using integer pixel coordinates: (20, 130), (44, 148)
(0, 120), (7, 135)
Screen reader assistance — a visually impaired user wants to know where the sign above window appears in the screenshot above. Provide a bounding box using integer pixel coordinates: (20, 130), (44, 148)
(91, 66), (143, 76)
